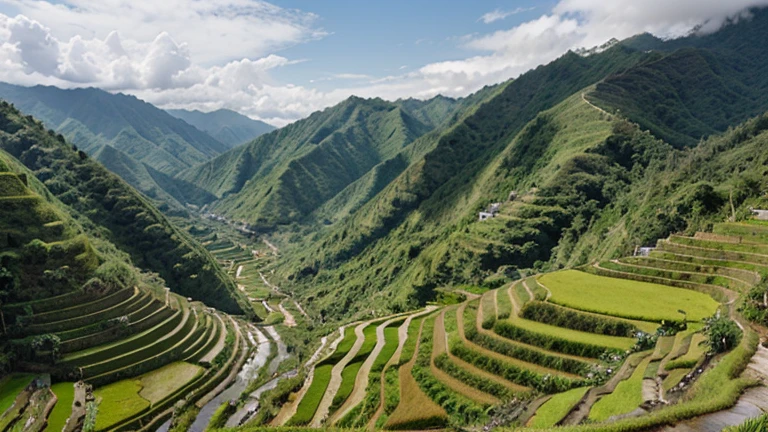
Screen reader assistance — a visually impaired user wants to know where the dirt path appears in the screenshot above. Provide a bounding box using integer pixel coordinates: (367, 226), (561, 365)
(272, 326), (348, 426)
(330, 316), (404, 424)
(561, 351), (650, 425)
(262, 238), (279, 255)
(446, 306), (528, 392)
(653, 338), (768, 431)
(431, 308), (499, 405)
(293, 300), (310, 320)
(611, 259), (749, 292)
(521, 279), (535, 302)
(456, 289), (481, 301)
(259, 272), (280, 292)
(261, 300), (275, 314)
(459, 300), (579, 378)
(582, 92), (612, 117)
(535, 278), (553, 301)
(368, 307), (437, 430)
(278, 302), (297, 327)
(508, 283), (520, 315)
(311, 320), (372, 426)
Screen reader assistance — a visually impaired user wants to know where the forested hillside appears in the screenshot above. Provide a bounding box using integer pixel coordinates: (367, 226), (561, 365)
(254, 8), (768, 322)
(177, 95), (478, 228)
(0, 101), (250, 315)
(0, 84), (229, 208)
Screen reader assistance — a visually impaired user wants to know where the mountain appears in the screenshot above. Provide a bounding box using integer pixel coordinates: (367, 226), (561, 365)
(253, 7), (768, 320)
(177, 95), (475, 229)
(167, 108), (276, 148)
(0, 100), (250, 316)
(0, 131), (247, 430)
(0, 83), (229, 208)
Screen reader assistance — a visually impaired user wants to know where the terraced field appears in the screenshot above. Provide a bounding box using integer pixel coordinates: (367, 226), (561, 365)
(200, 228), (310, 328)
(2, 163), (767, 432)
(232, 222), (768, 431)
(0, 171), (257, 431)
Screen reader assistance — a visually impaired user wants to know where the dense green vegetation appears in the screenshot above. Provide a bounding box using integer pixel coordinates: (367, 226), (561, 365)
(179, 96), (468, 229)
(4, 8), (768, 432)
(0, 101), (249, 315)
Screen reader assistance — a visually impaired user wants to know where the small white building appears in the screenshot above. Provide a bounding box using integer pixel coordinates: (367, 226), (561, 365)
(479, 202), (502, 221)
(751, 208), (768, 221)
(634, 246), (656, 257)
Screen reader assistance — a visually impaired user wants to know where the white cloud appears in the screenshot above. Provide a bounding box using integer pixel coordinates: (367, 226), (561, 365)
(4, 0), (324, 64)
(478, 7), (535, 24)
(0, 1), (766, 127)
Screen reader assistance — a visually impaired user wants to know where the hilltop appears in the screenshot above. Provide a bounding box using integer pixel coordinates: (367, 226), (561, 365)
(166, 109), (276, 149)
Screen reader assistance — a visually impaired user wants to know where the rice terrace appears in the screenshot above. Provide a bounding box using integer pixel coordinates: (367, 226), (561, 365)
(3, 3), (768, 432)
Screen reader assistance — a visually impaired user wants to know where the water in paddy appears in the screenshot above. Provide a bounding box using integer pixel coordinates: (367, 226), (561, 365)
(188, 326), (272, 432)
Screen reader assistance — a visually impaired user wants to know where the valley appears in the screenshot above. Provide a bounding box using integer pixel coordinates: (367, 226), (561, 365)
(3, 5), (768, 432)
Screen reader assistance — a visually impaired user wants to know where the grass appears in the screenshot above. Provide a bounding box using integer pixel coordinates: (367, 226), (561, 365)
(290, 363), (333, 425)
(540, 270), (720, 322)
(0, 374), (34, 414)
(371, 322), (401, 372)
(399, 316), (429, 365)
(666, 334), (709, 370)
(385, 320), (446, 430)
(508, 314), (636, 351)
(497, 286), (513, 319)
(334, 322), (396, 410)
(528, 387), (590, 428)
(662, 369), (691, 392)
(514, 282), (531, 308)
(48, 382), (75, 432)
(138, 362), (203, 404)
(589, 354), (653, 422)
(650, 336), (675, 361)
(93, 380), (150, 430)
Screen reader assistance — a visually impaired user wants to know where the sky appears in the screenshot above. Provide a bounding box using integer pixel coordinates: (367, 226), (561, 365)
(0, 1), (767, 126)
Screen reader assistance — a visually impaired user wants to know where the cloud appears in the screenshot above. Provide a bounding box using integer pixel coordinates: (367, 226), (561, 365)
(5, 0), (324, 64)
(0, 1), (766, 127)
(478, 7), (535, 24)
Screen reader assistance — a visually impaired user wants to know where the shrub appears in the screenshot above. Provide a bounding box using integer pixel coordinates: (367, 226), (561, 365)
(450, 342), (582, 393)
(493, 321), (618, 359)
(520, 301), (637, 336)
(704, 314), (742, 354)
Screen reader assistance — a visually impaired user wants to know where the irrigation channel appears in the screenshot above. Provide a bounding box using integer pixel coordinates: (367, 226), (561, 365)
(187, 325), (287, 431)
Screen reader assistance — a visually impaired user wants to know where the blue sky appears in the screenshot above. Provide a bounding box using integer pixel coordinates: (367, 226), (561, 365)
(269, 1), (547, 89)
(0, 0), (762, 125)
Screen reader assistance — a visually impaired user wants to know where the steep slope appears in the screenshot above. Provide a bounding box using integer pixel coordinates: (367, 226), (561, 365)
(0, 83), (227, 173)
(561, 110), (768, 268)
(0, 101), (249, 316)
(271, 45), (652, 320)
(179, 97), (456, 228)
(589, 7), (768, 147)
(0, 150), (249, 432)
(167, 108), (276, 148)
(0, 83), (229, 207)
(267, 11), (768, 322)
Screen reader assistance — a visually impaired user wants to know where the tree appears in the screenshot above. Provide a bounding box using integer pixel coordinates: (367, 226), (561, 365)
(704, 314), (742, 354)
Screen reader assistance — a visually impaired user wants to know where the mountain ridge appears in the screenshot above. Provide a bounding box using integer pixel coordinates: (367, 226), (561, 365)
(166, 108), (276, 149)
